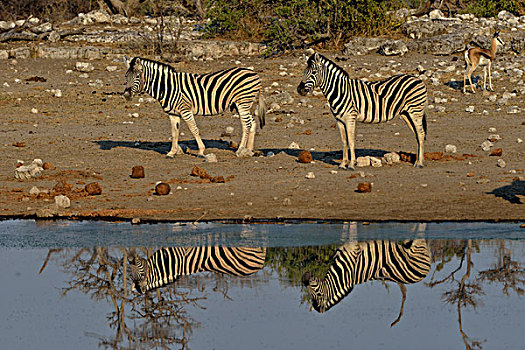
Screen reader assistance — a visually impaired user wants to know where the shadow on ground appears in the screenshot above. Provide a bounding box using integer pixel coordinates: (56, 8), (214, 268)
(487, 180), (525, 204)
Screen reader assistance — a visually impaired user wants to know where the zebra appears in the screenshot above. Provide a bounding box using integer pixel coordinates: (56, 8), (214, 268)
(129, 246), (266, 293)
(123, 57), (266, 158)
(297, 52), (428, 169)
(302, 239), (431, 321)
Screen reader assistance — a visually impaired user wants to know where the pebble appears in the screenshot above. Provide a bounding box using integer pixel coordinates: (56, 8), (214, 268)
(282, 198), (292, 206)
(131, 165), (145, 178)
(466, 106), (475, 113)
(490, 148), (503, 156)
(54, 195), (71, 209)
(131, 218), (141, 225)
(85, 182), (102, 195)
(488, 127), (497, 133)
(266, 151), (275, 157)
(75, 62), (95, 72)
(330, 170), (338, 174)
(435, 106), (446, 113)
(445, 144), (457, 153)
(482, 110), (489, 116)
(14, 159), (44, 180)
(155, 182), (171, 195)
(356, 182), (372, 193)
(383, 152), (400, 165)
(225, 126), (234, 135)
(305, 172), (315, 179)
(31, 108), (38, 114)
(288, 142), (300, 149)
(298, 150), (313, 163)
(369, 157), (382, 168)
(518, 138), (523, 144)
(204, 153), (218, 162)
(29, 186), (40, 196)
(488, 134), (501, 141)
(356, 156), (371, 167)
(106, 66), (118, 72)
(477, 178), (490, 184)
(497, 159), (506, 168)
(481, 140), (493, 151)
(507, 106), (520, 114)
(54, 89), (62, 97)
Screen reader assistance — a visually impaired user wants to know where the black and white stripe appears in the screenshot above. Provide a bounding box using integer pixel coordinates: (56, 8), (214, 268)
(298, 53), (428, 168)
(123, 57), (266, 158)
(129, 246), (266, 293)
(302, 240), (431, 313)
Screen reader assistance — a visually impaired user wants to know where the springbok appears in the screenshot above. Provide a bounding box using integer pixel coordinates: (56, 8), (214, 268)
(463, 32), (504, 93)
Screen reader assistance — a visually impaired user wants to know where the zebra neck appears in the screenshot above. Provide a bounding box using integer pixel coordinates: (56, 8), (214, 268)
(318, 63), (350, 107)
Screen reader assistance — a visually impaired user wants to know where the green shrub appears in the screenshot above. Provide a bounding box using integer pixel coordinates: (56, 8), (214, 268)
(463, 0), (520, 17)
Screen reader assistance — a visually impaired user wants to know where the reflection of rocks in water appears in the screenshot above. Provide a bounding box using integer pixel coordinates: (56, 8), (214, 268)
(302, 240), (431, 320)
(129, 246), (266, 293)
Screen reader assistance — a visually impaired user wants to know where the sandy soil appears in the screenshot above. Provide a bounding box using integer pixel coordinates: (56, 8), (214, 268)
(0, 50), (523, 222)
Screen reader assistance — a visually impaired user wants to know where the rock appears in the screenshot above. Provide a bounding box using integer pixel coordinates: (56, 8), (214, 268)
(106, 65), (118, 72)
(507, 106), (520, 114)
(445, 144), (457, 153)
(42, 162), (54, 170)
(378, 40), (408, 56)
(481, 140), (493, 151)
(435, 106), (446, 113)
(31, 22), (52, 34)
(413, 34), (465, 55)
(298, 150), (313, 163)
(85, 182), (102, 195)
(305, 172), (315, 179)
(488, 134), (501, 141)
(497, 159), (506, 168)
(29, 186), (40, 196)
(191, 166), (211, 179)
(31, 108), (38, 114)
(356, 182), (372, 193)
(369, 156), (382, 168)
(498, 10), (516, 21)
(14, 159), (44, 180)
(429, 9), (445, 19)
(356, 156), (371, 167)
(490, 148), (503, 156)
(466, 105), (475, 113)
(75, 62), (94, 72)
(225, 126), (234, 135)
(402, 20), (446, 40)
(488, 127), (497, 133)
(343, 37), (383, 55)
(131, 218), (141, 225)
(54, 195), (71, 209)
(266, 151), (275, 157)
(211, 176), (225, 183)
(518, 138), (523, 144)
(269, 102), (281, 111)
(131, 165), (145, 178)
(48, 31), (60, 42)
(155, 182), (171, 195)
(0, 21), (16, 31)
(288, 142), (300, 149)
(54, 89), (62, 97)
(204, 153), (218, 162)
(282, 198), (292, 206)
(383, 152), (400, 165)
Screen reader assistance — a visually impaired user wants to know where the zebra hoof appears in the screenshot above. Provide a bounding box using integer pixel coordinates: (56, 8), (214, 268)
(166, 153), (175, 159)
(414, 164), (424, 169)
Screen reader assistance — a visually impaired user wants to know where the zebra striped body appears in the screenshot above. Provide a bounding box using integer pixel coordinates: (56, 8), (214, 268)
(298, 53), (428, 168)
(129, 246), (266, 293)
(302, 240), (431, 313)
(124, 57), (265, 158)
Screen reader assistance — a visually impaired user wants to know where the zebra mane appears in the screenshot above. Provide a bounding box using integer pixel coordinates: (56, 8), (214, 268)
(316, 53), (350, 80)
(133, 56), (177, 73)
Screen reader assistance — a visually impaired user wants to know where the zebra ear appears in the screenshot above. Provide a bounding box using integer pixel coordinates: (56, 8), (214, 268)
(123, 56), (131, 69)
(135, 58), (143, 72)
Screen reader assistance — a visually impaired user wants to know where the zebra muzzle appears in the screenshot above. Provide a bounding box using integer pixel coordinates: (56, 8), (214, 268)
(123, 88), (132, 101)
(297, 82), (309, 96)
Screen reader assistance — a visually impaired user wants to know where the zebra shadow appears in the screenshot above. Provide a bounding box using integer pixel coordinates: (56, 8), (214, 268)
(487, 180), (525, 204)
(260, 148), (390, 166)
(94, 139), (234, 156)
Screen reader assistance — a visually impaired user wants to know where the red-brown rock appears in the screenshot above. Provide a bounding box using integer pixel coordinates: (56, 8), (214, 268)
(43, 162), (55, 170)
(131, 165), (145, 178)
(356, 182), (372, 193)
(490, 148), (503, 156)
(298, 150), (313, 163)
(85, 182), (102, 195)
(155, 182), (170, 195)
(191, 166), (211, 179)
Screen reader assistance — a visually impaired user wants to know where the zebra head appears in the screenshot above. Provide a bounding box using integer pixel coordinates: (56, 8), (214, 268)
(123, 56), (145, 101)
(297, 52), (323, 96)
(302, 272), (330, 313)
(128, 251), (149, 294)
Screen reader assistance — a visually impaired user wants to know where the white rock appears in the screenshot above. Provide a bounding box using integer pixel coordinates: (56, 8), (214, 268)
(31, 108), (38, 114)
(79, 73), (89, 78)
(204, 153), (218, 162)
(383, 152), (400, 165)
(488, 134), (501, 141)
(429, 9), (445, 19)
(330, 170), (338, 174)
(488, 127), (497, 133)
(507, 106), (520, 114)
(29, 186), (40, 196)
(3, 82), (9, 87)
(356, 156), (371, 167)
(55, 195), (71, 209)
(15, 160), (44, 180)
(518, 138), (523, 143)
(370, 157), (382, 168)
(48, 31), (60, 42)
(225, 126), (234, 135)
(305, 172), (316, 179)
(482, 110), (489, 116)
(445, 144), (457, 153)
(481, 140), (493, 151)
(75, 62), (94, 72)
(106, 65), (118, 72)
(266, 151), (275, 157)
(435, 106), (446, 113)
(497, 159), (506, 168)
(466, 105), (475, 113)
(54, 89), (62, 97)
(288, 142), (300, 149)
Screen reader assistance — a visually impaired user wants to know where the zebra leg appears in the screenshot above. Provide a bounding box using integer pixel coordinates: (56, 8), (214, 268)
(167, 114), (184, 158)
(337, 121), (349, 169)
(390, 283), (407, 327)
(181, 110), (206, 157)
(401, 111), (425, 168)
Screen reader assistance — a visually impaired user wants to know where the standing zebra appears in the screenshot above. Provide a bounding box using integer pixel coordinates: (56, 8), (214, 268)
(129, 246), (266, 293)
(297, 53), (428, 168)
(123, 57), (266, 158)
(302, 240), (431, 319)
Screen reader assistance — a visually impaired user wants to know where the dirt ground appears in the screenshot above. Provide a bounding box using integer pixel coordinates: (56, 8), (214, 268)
(0, 49), (523, 222)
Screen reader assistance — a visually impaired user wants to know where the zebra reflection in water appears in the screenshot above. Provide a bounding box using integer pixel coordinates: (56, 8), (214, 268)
(302, 239), (431, 326)
(129, 246), (266, 294)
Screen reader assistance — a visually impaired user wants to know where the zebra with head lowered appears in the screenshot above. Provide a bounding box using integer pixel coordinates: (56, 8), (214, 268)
(302, 240), (431, 324)
(123, 57), (266, 158)
(297, 53), (428, 169)
(129, 246), (266, 294)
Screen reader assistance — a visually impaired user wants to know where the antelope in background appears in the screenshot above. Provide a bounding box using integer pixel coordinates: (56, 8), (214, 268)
(463, 32), (504, 93)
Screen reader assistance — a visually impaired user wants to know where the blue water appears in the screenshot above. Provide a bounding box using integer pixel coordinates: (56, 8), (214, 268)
(1, 220), (524, 350)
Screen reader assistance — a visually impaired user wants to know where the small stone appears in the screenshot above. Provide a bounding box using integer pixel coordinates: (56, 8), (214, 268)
(477, 178), (490, 184)
(191, 165), (211, 179)
(211, 176), (225, 183)
(490, 148), (503, 156)
(204, 153), (218, 162)
(497, 159), (506, 168)
(131, 165), (145, 178)
(517, 138), (523, 144)
(225, 126), (234, 135)
(54, 89), (62, 97)
(85, 182), (102, 195)
(155, 182), (170, 195)
(29, 186), (40, 196)
(507, 106), (520, 114)
(131, 218), (141, 225)
(282, 198), (292, 206)
(288, 142), (300, 149)
(488, 134), (501, 141)
(488, 127), (497, 133)
(298, 150), (313, 163)
(356, 182), (372, 193)
(481, 140), (493, 151)
(31, 108), (38, 114)
(482, 110), (489, 116)
(54, 195), (71, 209)
(75, 62), (95, 72)
(330, 170), (338, 174)
(106, 66), (118, 72)
(383, 152), (400, 165)
(445, 144), (457, 153)
(266, 151), (275, 157)
(305, 172), (315, 179)
(130, 112), (139, 118)
(356, 156), (371, 167)
(465, 106), (475, 113)
(369, 157), (382, 168)
(42, 162), (55, 170)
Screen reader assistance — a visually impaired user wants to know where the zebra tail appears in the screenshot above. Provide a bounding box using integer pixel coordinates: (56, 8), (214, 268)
(258, 90), (266, 129)
(423, 112), (427, 140)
